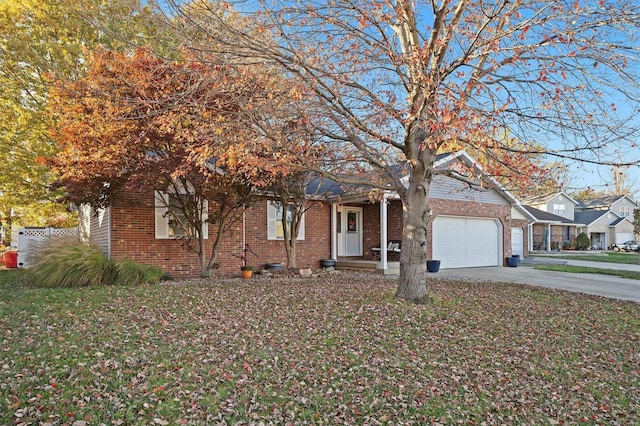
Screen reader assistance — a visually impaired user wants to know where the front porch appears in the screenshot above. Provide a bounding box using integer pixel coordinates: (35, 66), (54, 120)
(335, 259), (400, 275)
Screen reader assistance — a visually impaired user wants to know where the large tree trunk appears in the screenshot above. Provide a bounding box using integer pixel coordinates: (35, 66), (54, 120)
(198, 231), (207, 276)
(395, 167), (431, 303)
(207, 219), (225, 271)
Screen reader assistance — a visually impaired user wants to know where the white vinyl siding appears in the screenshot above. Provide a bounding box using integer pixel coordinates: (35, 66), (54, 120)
(78, 204), (110, 257)
(267, 201), (305, 240)
(429, 175), (509, 205)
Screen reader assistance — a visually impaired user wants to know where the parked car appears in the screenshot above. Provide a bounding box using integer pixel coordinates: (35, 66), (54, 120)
(610, 240), (640, 252)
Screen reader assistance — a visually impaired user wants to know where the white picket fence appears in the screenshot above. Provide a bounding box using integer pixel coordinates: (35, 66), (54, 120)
(16, 227), (78, 267)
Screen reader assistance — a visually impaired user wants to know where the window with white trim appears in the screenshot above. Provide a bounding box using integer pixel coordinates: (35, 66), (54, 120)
(553, 204), (566, 216)
(267, 201), (305, 240)
(155, 191), (208, 239)
(619, 206), (631, 217)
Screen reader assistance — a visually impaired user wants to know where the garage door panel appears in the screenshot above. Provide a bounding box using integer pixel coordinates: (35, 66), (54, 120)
(433, 217), (500, 268)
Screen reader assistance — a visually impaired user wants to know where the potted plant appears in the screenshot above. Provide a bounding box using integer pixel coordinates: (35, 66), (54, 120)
(235, 244), (259, 278)
(240, 265), (254, 278)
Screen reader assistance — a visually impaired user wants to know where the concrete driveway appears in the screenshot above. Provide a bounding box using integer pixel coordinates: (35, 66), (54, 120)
(433, 259), (640, 303)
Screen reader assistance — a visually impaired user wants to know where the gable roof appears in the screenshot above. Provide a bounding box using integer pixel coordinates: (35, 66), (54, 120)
(523, 205), (580, 224)
(609, 216), (631, 227)
(312, 151), (517, 202)
(574, 209), (613, 226)
(577, 194), (638, 209)
(523, 191), (579, 206)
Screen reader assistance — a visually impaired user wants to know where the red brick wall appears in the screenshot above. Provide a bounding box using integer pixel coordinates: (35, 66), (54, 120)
(109, 191), (331, 277)
(362, 201), (403, 259)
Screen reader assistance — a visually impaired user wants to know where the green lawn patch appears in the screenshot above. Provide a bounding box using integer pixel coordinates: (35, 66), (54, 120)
(1, 269), (638, 424)
(534, 264), (640, 280)
(536, 252), (640, 265)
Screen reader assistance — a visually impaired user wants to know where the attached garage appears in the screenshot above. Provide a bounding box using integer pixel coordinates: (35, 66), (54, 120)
(615, 232), (633, 245)
(432, 216), (502, 268)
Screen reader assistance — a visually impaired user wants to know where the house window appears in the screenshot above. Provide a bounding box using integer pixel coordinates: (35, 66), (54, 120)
(619, 206), (631, 217)
(267, 201), (305, 240)
(167, 194), (192, 237)
(553, 204), (566, 216)
(155, 191), (208, 239)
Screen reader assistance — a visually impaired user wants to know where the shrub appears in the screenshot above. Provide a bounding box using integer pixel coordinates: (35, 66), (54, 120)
(26, 237), (162, 288)
(26, 237), (116, 288)
(114, 259), (163, 286)
(575, 232), (591, 250)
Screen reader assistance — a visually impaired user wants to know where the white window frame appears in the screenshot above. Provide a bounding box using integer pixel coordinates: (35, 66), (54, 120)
(552, 204), (566, 216)
(267, 201), (305, 240)
(619, 206), (631, 217)
(155, 191), (208, 239)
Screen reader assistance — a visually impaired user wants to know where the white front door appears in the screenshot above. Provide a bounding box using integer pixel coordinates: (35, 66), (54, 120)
(338, 207), (362, 256)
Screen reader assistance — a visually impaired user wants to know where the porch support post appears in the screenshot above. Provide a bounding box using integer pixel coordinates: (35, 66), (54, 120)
(380, 194), (388, 270)
(547, 224), (551, 252)
(331, 203), (338, 260)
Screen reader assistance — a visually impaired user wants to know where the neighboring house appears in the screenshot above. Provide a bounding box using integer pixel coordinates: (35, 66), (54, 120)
(522, 205), (581, 251)
(576, 194), (638, 219)
(79, 151), (533, 276)
(523, 192), (583, 251)
(574, 210), (634, 249)
(574, 194), (639, 248)
(522, 192), (639, 251)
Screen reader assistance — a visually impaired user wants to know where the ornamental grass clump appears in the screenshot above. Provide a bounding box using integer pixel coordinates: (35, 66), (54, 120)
(26, 237), (161, 288)
(114, 258), (163, 286)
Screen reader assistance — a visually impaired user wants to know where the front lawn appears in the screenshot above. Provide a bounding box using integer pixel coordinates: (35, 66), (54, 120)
(1, 269), (638, 424)
(534, 264), (640, 280)
(537, 252), (640, 265)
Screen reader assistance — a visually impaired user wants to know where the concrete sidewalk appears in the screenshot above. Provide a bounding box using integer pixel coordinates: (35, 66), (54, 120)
(433, 263), (640, 303)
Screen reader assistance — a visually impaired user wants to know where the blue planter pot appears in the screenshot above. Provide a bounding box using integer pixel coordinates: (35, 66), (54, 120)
(427, 260), (441, 273)
(507, 255), (520, 267)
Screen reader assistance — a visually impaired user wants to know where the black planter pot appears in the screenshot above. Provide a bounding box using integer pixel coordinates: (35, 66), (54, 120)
(426, 260), (441, 273)
(265, 262), (283, 271)
(320, 259), (336, 268)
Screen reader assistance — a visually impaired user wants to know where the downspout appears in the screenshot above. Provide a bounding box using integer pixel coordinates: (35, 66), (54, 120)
(380, 194), (388, 271)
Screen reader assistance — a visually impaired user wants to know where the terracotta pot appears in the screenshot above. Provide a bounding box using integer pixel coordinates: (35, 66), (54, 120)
(241, 269), (253, 278)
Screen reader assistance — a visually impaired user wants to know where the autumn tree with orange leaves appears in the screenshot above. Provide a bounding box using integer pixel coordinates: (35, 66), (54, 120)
(154, 0), (640, 302)
(49, 47), (291, 274)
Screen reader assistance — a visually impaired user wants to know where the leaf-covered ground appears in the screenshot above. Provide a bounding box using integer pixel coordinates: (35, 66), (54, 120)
(1, 270), (638, 425)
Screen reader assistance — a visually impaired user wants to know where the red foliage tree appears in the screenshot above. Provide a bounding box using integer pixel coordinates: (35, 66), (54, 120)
(48, 47), (284, 274)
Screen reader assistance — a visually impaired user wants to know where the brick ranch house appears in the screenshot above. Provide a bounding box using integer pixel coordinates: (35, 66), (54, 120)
(79, 151), (533, 277)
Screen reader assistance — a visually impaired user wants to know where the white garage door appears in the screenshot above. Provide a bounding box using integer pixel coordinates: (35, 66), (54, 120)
(616, 232), (633, 245)
(433, 216), (501, 268)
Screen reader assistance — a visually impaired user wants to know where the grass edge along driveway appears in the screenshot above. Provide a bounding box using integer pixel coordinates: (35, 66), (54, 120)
(1, 269), (638, 425)
(531, 252), (640, 280)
